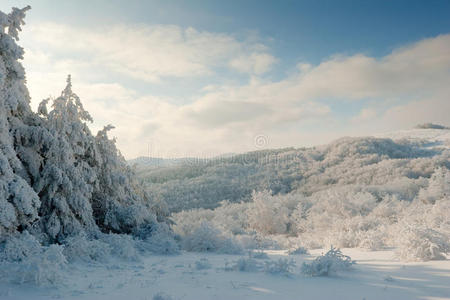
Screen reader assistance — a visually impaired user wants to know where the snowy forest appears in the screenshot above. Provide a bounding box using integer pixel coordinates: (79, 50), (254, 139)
(0, 5), (449, 300)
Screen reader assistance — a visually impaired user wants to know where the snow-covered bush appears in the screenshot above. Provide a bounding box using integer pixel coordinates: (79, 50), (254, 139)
(194, 258), (212, 270)
(181, 222), (242, 254)
(264, 258), (296, 276)
(418, 168), (450, 204)
(301, 247), (355, 277)
(153, 292), (174, 300)
(357, 228), (386, 251)
(211, 201), (250, 235)
(395, 226), (450, 261)
(225, 257), (262, 272)
(0, 232), (66, 285)
(288, 246), (309, 255)
(136, 223), (179, 255)
(247, 190), (292, 235)
(62, 233), (111, 263)
(249, 250), (270, 259)
(99, 233), (140, 261)
(171, 209), (215, 237)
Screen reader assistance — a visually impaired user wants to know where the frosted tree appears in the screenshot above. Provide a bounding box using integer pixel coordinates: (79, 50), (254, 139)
(247, 190), (291, 235)
(93, 124), (157, 234)
(418, 168), (450, 204)
(1, 6), (167, 245)
(0, 6), (40, 238)
(35, 76), (99, 241)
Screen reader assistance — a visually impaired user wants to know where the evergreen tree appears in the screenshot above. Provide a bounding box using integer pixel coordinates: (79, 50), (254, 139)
(0, 6), (165, 244)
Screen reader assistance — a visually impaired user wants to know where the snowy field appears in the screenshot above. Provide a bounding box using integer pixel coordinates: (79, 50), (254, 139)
(1, 248), (449, 300)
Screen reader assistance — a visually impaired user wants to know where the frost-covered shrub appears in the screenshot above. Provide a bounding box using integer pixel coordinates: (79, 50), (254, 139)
(99, 233), (140, 261)
(136, 223), (179, 255)
(247, 190), (292, 235)
(212, 201), (250, 235)
(264, 258), (296, 276)
(301, 247), (354, 277)
(171, 209), (214, 237)
(103, 203), (157, 235)
(194, 258), (212, 270)
(181, 222), (242, 254)
(153, 292), (174, 300)
(249, 250), (269, 259)
(225, 257), (262, 272)
(62, 233), (111, 263)
(288, 246), (309, 255)
(0, 231), (41, 262)
(9, 244), (66, 285)
(395, 226), (450, 261)
(418, 168), (450, 204)
(0, 232), (66, 285)
(235, 233), (280, 250)
(357, 229), (386, 251)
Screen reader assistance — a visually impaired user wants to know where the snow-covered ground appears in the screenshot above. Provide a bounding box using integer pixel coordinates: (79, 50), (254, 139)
(1, 249), (449, 300)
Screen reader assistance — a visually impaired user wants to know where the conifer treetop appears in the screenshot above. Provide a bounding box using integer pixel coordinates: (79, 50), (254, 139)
(0, 6), (31, 40)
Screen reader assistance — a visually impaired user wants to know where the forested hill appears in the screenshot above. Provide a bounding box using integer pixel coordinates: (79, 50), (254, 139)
(135, 129), (450, 212)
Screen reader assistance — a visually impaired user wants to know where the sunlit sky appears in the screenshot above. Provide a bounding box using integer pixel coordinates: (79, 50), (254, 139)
(1, 0), (450, 158)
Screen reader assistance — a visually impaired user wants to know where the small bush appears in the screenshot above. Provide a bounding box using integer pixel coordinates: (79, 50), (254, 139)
(99, 233), (140, 261)
(288, 246), (309, 255)
(181, 222), (242, 254)
(63, 233), (111, 263)
(136, 223), (179, 255)
(301, 247), (354, 277)
(264, 258), (296, 276)
(153, 292), (174, 300)
(0, 232), (67, 285)
(396, 227), (450, 261)
(194, 258), (212, 270)
(249, 250), (270, 259)
(225, 257), (262, 272)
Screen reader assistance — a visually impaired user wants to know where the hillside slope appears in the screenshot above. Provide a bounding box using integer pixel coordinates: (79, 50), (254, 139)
(137, 129), (450, 212)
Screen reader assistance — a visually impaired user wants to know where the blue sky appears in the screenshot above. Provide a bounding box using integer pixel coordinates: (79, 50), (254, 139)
(1, 1), (450, 158)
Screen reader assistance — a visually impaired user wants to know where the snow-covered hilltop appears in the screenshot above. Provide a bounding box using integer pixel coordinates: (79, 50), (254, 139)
(377, 128), (450, 149)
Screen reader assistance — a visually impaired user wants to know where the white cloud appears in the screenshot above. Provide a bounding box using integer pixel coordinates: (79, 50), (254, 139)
(21, 22), (274, 83)
(229, 52), (277, 75)
(352, 108), (378, 123)
(289, 34), (450, 101)
(18, 21), (450, 158)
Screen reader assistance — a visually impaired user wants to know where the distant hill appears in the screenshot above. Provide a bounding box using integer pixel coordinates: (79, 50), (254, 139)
(415, 123), (450, 130)
(128, 156), (195, 169)
(128, 153), (237, 169)
(136, 129), (449, 212)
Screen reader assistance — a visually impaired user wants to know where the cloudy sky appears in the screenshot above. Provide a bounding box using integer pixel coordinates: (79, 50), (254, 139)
(1, 0), (450, 158)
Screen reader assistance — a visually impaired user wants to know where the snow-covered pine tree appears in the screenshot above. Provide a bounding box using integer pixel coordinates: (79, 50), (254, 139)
(0, 6), (167, 246)
(93, 124), (157, 234)
(0, 6), (41, 239)
(35, 76), (99, 242)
